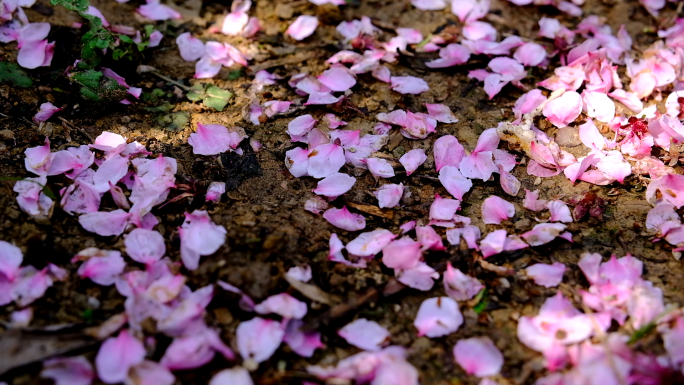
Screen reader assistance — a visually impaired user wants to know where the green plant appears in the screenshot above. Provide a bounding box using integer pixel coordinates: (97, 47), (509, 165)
(186, 83), (233, 111)
(0, 61), (34, 87)
(50, 0), (158, 101)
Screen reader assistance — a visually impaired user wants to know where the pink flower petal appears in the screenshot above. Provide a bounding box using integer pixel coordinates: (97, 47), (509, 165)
(542, 91), (582, 128)
(41, 356), (94, 385)
(513, 89), (547, 122)
(547, 200), (573, 223)
(286, 15), (318, 41)
(453, 337), (504, 377)
(127, 361), (175, 385)
(24, 137), (52, 176)
(459, 151), (497, 181)
(443, 263), (483, 301)
(438, 165), (472, 200)
(414, 297), (463, 338)
(521, 223), (567, 246)
(382, 236), (422, 269)
(313, 173), (356, 198)
(481, 196), (515, 224)
(399, 149), (427, 175)
(287, 114), (318, 137)
(176, 32), (205, 61)
(513, 42), (546, 67)
(0, 241), (23, 281)
(480, 230), (528, 257)
(446, 225), (481, 250)
(74, 248), (125, 286)
(396, 262), (439, 291)
(137, 1), (182, 20)
(179, 210), (226, 270)
(338, 318), (390, 351)
(206, 181), (226, 202)
(221, 11), (248, 36)
(285, 147), (311, 177)
(160, 328), (234, 370)
(209, 367), (253, 385)
(416, 225), (445, 251)
(33, 102), (62, 123)
(48, 145), (94, 178)
(582, 91), (615, 123)
(323, 206), (366, 231)
(95, 330), (145, 384)
(390, 76), (430, 94)
(304, 196), (330, 214)
(526, 262), (566, 287)
(523, 189), (547, 211)
(374, 183), (404, 208)
(254, 293), (308, 319)
(346, 229), (397, 257)
(366, 158), (395, 178)
(17, 39), (53, 69)
(433, 135), (465, 172)
(318, 65), (356, 92)
(429, 194), (460, 221)
(237, 317), (285, 364)
(411, 0), (447, 10)
(189, 123), (247, 155)
(90, 131), (126, 155)
(425, 103), (458, 123)
(304, 92), (342, 105)
(78, 210), (131, 236)
(124, 228), (165, 265)
(308, 143), (345, 178)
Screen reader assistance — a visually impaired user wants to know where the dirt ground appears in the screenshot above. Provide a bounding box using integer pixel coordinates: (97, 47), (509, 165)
(0, 0), (682, 384)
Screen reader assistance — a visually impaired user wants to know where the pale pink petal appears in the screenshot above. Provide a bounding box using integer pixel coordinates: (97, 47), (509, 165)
(237, 317), (285, 364)
(416, 225), (445, 251)
(286, 265), (311, 283)
(429, 194), (460, 221)
(287, 115), (318, 137)
(0, 241), (23, 281)
(390, 76), (430, 94)
(160, 328), (234, 370)
(425, 103), (458, 123)
(24, 137), (52, 176)
(176, 32), (204, 61)
(318, 65), (356, 92)
(479, 230), (507, 257)
(254, 293), (307, 319)
(459, 152), (497, 180)
(286, 15), (318, 41)
(74, 248), (125, 286)
(284, 147), (310, 177)
(189, 123), (246, 155)
(526, 262), (566, 287)
(91, 131), (126, 154)
(209, 367), (253, 385)
(547, 200), (573, 223)
(313, 173), (356, 198)
(179, 210), (226, 270)
(446, 225), (481, 250)
(382, 236), (422, 269)
(41, 356), (94, 385)
(481, 195), (515, 224)
(79, 210), (131, 236)
(366, 158), (395, 178)
(218, 281), (255, 312)
(425, 43), (471, 68)
(411, 0), (447, 10)
(205, 181), (226, 203)
(582, 91), (615, 123)
(443, 263), (483, 301)
(438, 165), (472, 200)
(608, 89), (643, 113)
(399, 149), (427, 176)
(513, 89), (546, 122)
(338, 318), (390, 351)
(194, 55), (222, 79)
(124, 228), (165, 265)
(374, 183), (404, 208)
(513, 42), (546, 67)
(414, 297), (463, 338)
(308, 143), (345, 178)
(137, 2), (182, 20)
(523, 189), (547, 211)
(433, 135), (465, 172)
(377, 109), (408, 126)
(463, 21), (497, 41)
(499, 167), (521, 196)
(521, 223), (567, 246)
(126, 361), (174, 385)
(396, 262), (439, 291)
(578, 119), (607, 150)
(221, 11), (248, 36)
(95, 330), (145, 384)
(453, 337), (503, 377)
(346, 229), (396, 257)
(542, 91), (582, 128)
(48, 145), (94, 178)
(323, 206), (366, 231)
(646, 174), (684, 208)
(304, 196), (330, 214)
(17, 38), (52, 69)
(304, 92), (342, 105)
(33, 102), (62, 122)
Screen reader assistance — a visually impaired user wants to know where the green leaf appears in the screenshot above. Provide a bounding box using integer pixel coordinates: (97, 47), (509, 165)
(119, 35), (134, 43)
(227, 69), (242, 80)
(112, 49), (127, 60)
(143, 103), (174, 112)
(0, 61), (33, 87)
(472, 288), (489, 314)
(156, 111), (190, 132)
(80, 87), (101, 101)
(144, 25), (155, 36)
(628, 322), (656, 344)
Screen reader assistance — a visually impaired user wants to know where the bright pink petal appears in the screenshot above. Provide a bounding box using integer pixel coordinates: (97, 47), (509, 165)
(24, 137), (52, 176)
(338, 318), (390, 351)
(547, 200), (573, 223)
(308, 143), (345, 178)
(313, 173), (356, 198)
(287, 114), (318, 137)
(382, 236), (422, 269)
(33, 102), (62, 122)
(95, 330), (145, 384)
(526, 262), (566, 287)
(429, 194), (460, 221)
(179, 210), (226, 270)
(189, 123), (246, 155)
(433, 135), (465, 172)
(416, 225), (445, 251)
(74, 248), (125, 286)
(513, 42), (546, 67)
(414, 297), (463, 338)
(318, 65), (356, 92)
(323, 206), (366, 231)
(0, 241), (23, 281)
(453, 337), (503, 377)
(481, 195), (515, 224)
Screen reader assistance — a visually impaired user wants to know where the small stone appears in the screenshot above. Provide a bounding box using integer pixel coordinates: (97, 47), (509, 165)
(275, 3), (293, 19)
(555, 126), (581, 147)
(0, 129), (15, 141)
(121, 116), (132, 123)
